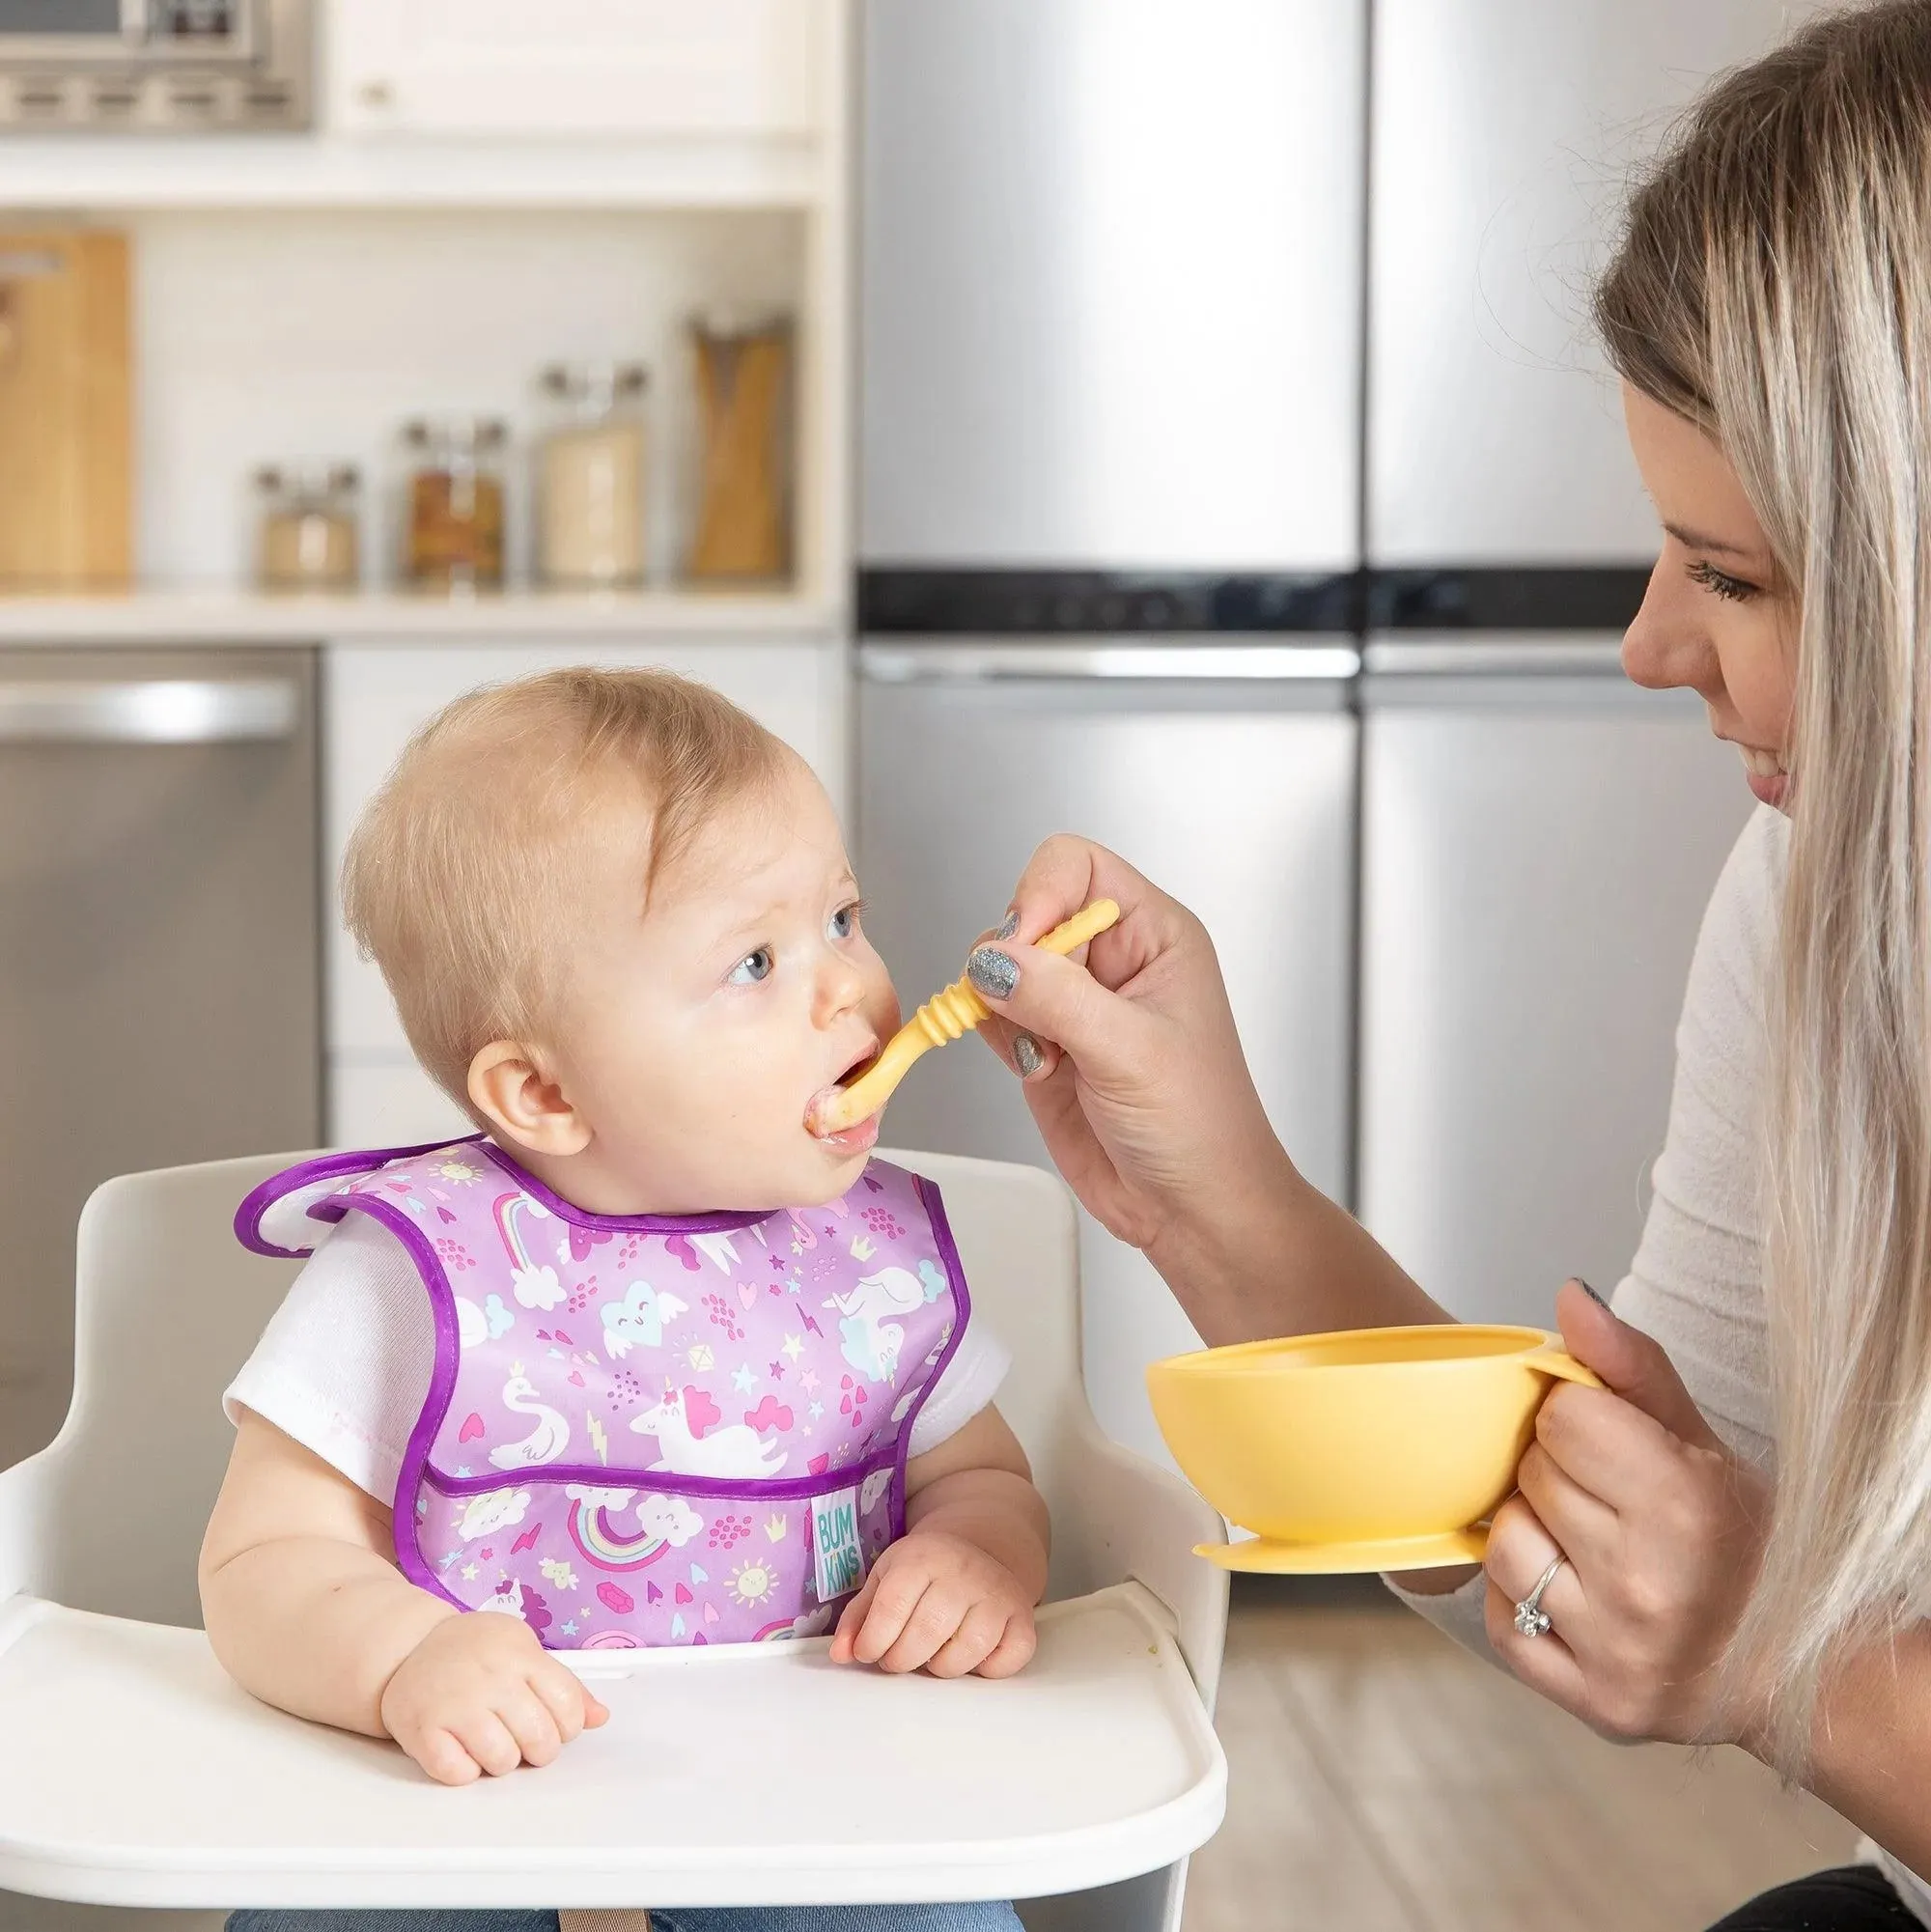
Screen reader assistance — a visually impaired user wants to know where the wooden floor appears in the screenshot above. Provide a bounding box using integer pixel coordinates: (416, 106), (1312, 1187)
(1183, 1582), (1861, 1932)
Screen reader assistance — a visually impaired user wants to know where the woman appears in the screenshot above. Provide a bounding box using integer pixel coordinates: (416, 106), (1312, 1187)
(961, 6), (1931, 1927)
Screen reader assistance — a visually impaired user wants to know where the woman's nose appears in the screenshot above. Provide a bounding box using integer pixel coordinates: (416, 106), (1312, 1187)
(1621, 556), (1719, 696)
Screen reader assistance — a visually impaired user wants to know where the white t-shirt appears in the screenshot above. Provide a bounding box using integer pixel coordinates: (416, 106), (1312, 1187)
(1388, 804), (1929, 1921)
(226, 1197), (1013, 1508)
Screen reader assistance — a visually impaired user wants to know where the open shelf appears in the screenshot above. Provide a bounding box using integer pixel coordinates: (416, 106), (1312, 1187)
(0, 136), (827, 211)
(0, 587), (839, 645)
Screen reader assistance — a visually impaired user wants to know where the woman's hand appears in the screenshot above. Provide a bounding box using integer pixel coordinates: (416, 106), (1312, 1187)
(964, 834), (1288, 1254)
(966, 834), (1440, 1342)
(1483, 1282), (1771, 1746)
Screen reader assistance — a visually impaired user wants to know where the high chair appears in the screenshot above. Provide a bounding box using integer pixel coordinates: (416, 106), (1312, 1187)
(0, 1148), (1227, 1932)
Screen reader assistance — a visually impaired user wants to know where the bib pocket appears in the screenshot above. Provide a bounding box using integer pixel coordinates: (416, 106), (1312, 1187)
(408, 1454), (905, 1647)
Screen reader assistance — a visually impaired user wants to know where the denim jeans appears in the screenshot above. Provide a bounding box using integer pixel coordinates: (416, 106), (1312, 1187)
(228, 1905), (1023, 1932)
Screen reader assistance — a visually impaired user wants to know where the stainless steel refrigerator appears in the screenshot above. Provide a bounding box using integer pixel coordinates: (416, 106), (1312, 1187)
(858, 0), (1779, 1464)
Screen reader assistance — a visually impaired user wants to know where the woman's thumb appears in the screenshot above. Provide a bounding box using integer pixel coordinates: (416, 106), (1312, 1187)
(1554, 1279), (1719, 1447)
(966, 939), (1138, 1078)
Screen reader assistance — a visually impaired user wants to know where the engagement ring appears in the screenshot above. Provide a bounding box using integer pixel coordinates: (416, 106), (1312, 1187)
(1513, 1556), (1565, 1638)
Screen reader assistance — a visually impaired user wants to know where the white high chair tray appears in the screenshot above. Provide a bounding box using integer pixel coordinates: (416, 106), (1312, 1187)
(0, 1582), (1223, 1911)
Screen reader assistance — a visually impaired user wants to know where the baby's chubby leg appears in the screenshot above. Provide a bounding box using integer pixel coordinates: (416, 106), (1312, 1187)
(225, 1902), (1025, 1931)
(644, 1909), (1023, 1931)
(227, 1916), (559, 1932)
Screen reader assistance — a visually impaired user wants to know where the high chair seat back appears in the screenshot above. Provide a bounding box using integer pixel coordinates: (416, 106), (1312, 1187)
(0, 1150), (306, 1627)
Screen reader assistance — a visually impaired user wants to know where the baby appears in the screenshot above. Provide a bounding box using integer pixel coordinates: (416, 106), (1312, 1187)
(202, 668), (1047, 1932)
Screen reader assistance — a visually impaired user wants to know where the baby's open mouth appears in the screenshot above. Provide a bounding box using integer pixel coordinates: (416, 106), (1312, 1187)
(834, 1048), (879, 1090)
(804, 1045), (882, 1141)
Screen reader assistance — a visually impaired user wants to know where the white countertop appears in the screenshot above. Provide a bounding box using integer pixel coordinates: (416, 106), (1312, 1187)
(0, 588), (840, 645)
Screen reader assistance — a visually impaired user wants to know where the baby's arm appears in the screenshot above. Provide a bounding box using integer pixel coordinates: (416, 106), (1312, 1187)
(200, 1407), (605, 1781)
(828, 1403), (1049, 1678)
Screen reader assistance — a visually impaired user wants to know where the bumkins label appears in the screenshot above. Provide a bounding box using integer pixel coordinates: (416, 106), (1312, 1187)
(811, 1483), (866, 1602)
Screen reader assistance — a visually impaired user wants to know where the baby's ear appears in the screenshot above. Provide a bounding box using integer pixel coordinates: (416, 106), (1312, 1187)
(466, 1039), (590, 1156)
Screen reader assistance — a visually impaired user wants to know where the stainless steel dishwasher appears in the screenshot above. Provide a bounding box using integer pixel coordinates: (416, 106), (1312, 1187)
(857, 637), (1358, 1465)
(1355, 635), (1754, 1329)
(0, 647), (321, 1471)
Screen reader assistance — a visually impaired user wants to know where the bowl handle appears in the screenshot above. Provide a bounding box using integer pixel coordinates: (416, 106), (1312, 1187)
(1522, 1340), (1605, 1389)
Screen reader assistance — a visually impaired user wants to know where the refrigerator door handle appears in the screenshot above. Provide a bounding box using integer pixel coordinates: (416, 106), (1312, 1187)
(0, 678), (301, 744)
(1363, 639), (1628, 677)
(860, 642), (1362, 684)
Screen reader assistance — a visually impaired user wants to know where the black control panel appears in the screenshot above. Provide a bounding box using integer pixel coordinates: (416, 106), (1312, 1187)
(858, 570), (1363, 634)
(1366, 566), (1651, 631)
(858, 566), (1654, 634)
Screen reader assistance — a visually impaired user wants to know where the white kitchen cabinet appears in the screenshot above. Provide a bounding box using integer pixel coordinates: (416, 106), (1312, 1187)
(322, 636), (845, 1145)
(328, 0), (826, 140)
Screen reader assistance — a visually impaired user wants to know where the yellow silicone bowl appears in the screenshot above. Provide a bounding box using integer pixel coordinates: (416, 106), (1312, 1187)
(1145, 1323), (1602, 1574)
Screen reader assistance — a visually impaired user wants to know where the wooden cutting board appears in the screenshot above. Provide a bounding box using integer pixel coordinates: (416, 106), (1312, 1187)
(0, 229), (131, 590)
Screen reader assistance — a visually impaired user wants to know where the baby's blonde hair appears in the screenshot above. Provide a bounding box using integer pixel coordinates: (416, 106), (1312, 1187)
(342, 665), (787, 1104)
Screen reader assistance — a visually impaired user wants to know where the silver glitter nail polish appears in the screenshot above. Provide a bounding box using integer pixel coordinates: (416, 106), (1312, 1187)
(994, 910), (1021, 941)
(1575, 1278), (1610, 1310)
(966, 946), (1020, 1000)
(1014, 1033), (1044, 1078)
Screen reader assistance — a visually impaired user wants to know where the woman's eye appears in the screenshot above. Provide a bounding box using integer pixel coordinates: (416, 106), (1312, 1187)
(1687, 559), (1759, 602)
(728, 946), (775, 986)
(827, 901), (861, 942)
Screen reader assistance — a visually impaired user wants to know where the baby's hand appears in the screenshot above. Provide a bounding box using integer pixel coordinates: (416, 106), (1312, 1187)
(828, 1528), (1038, 1679)
(379, 1611), (608, 1785)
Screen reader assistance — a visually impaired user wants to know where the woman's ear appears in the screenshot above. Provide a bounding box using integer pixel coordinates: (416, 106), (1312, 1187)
(466, 1040), (591, 1157)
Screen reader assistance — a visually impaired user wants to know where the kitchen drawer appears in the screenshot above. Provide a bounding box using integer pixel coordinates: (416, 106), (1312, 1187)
(322, 636), (844, 1066)
(329, 0), (825, 140)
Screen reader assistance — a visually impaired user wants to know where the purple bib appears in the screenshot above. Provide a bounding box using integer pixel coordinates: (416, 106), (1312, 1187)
(238, 1138), (968, 1650)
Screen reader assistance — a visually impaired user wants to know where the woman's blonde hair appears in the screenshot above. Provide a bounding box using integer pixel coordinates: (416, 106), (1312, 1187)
(342, 666), (785, 1105)
(1597, 1), (1931, 1771)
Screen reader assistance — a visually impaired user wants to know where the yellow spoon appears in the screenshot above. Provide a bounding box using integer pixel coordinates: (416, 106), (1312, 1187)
(809, 899), (1121, 1136)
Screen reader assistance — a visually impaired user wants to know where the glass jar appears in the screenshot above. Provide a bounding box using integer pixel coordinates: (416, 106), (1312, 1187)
(688, 309), (794, 583)
(536, 362), (648, 590)
(401, 416), (508, 594)
(254, 462), (360, 592)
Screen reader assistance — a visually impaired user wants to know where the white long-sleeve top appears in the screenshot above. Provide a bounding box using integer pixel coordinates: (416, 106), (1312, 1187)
(1387, 804), (1928, 1920)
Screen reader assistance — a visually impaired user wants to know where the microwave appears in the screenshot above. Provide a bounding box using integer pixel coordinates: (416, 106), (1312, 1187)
(0, 0), (310, 130)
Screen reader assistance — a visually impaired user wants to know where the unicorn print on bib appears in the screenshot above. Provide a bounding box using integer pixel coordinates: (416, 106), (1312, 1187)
(827, 1260), (949, 1384)
(631, 1385), (789, 1478)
